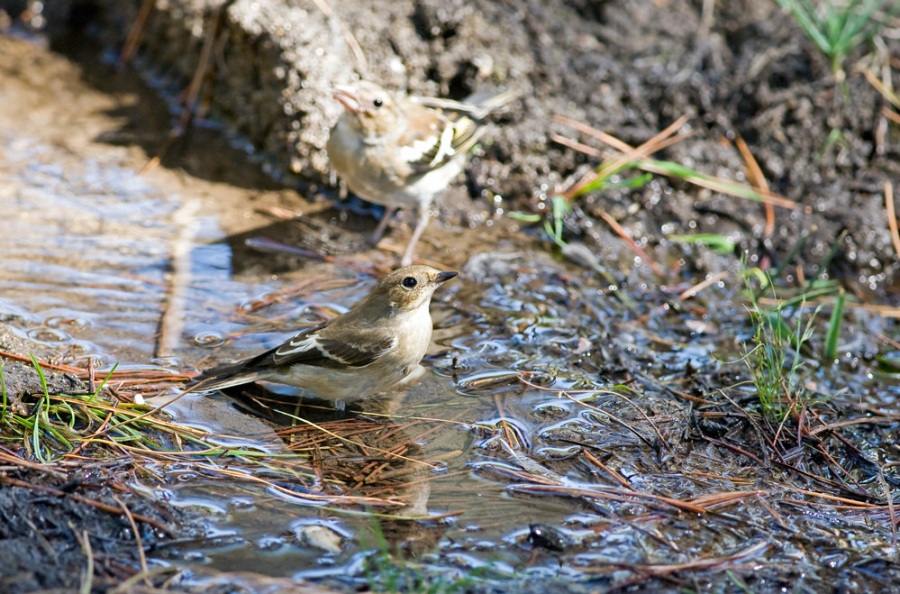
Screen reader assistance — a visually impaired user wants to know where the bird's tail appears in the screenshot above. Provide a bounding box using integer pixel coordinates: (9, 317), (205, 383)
(465, 88), (523, 118)
(411, 87), (523, 120)
(185, 364), (271, 394)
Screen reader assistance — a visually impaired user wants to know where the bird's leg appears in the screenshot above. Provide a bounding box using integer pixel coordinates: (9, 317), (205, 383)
(370, 206), (398, 245)
(400, 206), (431, 266)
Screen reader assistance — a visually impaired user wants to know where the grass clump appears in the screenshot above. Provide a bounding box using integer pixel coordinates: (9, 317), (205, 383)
(774, 0), (896, 78)
(743, 295), (817, 420)
(0, 355), (298, 469)
(739, 271), (842, 420)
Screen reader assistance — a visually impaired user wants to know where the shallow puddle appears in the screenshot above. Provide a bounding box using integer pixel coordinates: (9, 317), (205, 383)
(0, 33), (602, 587)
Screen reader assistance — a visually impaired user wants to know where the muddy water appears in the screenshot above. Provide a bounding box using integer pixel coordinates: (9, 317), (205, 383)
(4, 33), (900, 593)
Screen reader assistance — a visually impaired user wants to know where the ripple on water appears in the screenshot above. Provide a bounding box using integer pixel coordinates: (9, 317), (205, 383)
(0, 134), (258, 363)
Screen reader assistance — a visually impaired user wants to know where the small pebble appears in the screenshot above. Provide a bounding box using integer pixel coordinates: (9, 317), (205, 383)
(528, 524), (567, 552)
(295, 525), (343, 554)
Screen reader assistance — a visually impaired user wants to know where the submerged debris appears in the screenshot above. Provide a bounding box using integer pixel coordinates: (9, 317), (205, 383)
(527, 524), (569, 552)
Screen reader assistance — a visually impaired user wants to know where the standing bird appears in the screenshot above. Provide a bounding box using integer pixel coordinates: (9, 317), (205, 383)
(326, 81), (518, 265)
(189, 265), (457, 408)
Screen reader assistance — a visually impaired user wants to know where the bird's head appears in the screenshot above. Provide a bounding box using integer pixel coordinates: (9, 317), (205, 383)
(372, 265), (458, 313)
(332, 82), (402, 139)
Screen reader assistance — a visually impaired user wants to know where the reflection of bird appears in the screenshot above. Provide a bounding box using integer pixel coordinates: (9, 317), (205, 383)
(327, 81), (519, 265)
(189, 265), (457, 407)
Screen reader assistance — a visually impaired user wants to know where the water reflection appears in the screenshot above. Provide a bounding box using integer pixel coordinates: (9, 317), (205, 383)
(150, 380), (465, 578)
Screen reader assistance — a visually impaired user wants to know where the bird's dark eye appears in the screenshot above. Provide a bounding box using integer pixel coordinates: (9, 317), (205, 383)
(401, 276), (418, 289)
(373, 97), (383, 108)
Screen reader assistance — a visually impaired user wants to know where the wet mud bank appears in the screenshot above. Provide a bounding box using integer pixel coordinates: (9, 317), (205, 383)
(13, 0), (900, 291)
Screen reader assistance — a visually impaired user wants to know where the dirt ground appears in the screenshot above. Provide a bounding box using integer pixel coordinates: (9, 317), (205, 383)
(2, 0), (900, 593)
(17, 0), (900, 294)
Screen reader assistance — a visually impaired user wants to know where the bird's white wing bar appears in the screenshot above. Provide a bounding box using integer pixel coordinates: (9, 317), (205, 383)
(398, 136), (442, 166)
(429, 119), (458, 167)
(274, 332), (351, 365)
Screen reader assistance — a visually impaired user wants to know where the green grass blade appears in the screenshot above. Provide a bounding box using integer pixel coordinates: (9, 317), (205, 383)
(776, 284), (841, 310)
(90, 363), (119, 402)
(507, 211), (542, 223)
(776, 0), (894, 75)
(776, 0), (833, 53)
(31, 396), (47, 463)
(573, 173), (615, 196)
(27, 354), (52, 462)
(668, 233), (735, 254)
(543, 195), (570, 248)
(606, 172), (653, 190)
(29, 353), (50, 397)
(824, 289), (845, 361)
(637, 159), (777, 204)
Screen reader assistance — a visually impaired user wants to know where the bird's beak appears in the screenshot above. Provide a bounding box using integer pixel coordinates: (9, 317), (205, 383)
(435, 271), (459, 284)
(333, 85), (363, 113)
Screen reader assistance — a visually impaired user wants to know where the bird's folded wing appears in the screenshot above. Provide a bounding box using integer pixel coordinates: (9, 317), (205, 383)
(187, 324), (397, 394)
(272, 326), (396, 368)
(399, 106), (484, 174)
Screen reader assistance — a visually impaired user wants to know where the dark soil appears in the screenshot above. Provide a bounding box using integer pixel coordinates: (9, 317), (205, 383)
(0, 468), (176, 593)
